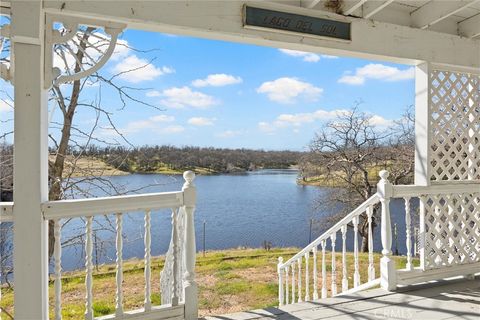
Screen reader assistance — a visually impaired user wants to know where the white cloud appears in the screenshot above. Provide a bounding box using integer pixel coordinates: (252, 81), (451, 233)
(112, 55), (174, 83)
(122, 114), (175, 134)
(146, 90), (161, 97)
(0, 99), (13, 113)
(257, 77), (323, 104)
(258, 109), (393, 133)
(368, 115), (394, 127)
(279, 49), (338, 62)
(216, 130), (243, 138)
(159, 125), (185, 134)
(159, 86), (218, 109)
(192, 74), (242, 87)
(188, 117), (216, 126)
(338, 64), (414, 85)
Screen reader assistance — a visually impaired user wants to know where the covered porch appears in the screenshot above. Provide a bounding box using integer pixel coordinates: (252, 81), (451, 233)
(207, 277), (480, 320)
(0, 0), (479, 319)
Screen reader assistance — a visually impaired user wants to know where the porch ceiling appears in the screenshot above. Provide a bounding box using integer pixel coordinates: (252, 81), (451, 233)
(305, 0), (480, 39)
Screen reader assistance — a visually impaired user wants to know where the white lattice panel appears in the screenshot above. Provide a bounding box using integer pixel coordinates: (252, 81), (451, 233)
(429, 69), (480, 182)
(423, 193), (480, 269)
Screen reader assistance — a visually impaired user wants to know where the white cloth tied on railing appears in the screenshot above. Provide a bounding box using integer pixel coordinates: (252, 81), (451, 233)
(161, 206), (186, 304)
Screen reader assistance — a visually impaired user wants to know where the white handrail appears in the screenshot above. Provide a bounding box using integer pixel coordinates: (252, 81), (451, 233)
(42, 191), (184, 219)
(280, 194), (380, 267)
(42, 171), (197, 320)
(392, 183), (479, 198)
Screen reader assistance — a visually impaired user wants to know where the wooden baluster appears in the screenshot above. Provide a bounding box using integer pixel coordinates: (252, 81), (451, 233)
(291, 261), (295, 304)
(54, 219), (62, 320)
(285, 266), (289, 305)
(297, 258), (302, 302)
(304, 252), (310, 301)
(313, 246), (318, 300)
(353, 216), (360, 287)
(341, 225), (348, 292)
(378, 171), (396, 291)
(331, 233), (337, 296)
(172, 208), (179, 306)
(277, 258), (284, 306)
(144, 210), (152, 311)
(367, 205), (375, 281)
(321, 240), (327, 298)
(182, 171), (198, 319)
(414, 227), (419, 257)
(0, 219), (1, 320)
(85, 216), (94, 320)
(404, 197), (413, 271)
(115, 213), (124, 316)
(419, 195), (426, 270)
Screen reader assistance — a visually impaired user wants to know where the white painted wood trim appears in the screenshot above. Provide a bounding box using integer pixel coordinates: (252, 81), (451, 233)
(304, 252), (310, 301)
(85, 216), (94, 320)
(11, 1), (49, 317)
(297, 258), (302, 302)
(281, 194), (380, 266)
(336, 278), (381, 296)
(331, 233), (337, 296)
(396, 262), (480, 286)
(0, 202), (13, 222)
(411, 0), (480, 29)
(115, 213), (124, 317)
(391, 183), (479, 198)
(459, 13), (480, 39)
(54, 219), (62, 320)
(96, 303), (185, 320)
(42, 1), (480, 68)
(414, 62), (431, 186)
(42, 191), (184, 219)
(144, 210), (152, 312)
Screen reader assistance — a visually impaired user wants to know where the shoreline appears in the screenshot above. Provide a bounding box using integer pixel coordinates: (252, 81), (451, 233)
(65, 157), (300, 178)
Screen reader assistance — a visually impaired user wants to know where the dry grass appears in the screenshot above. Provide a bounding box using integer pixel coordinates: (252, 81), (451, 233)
(0, 248), (416, 319)
(48, 155), (129, 178)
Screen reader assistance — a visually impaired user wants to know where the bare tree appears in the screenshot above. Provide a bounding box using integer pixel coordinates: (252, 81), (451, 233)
(301, 106), (414, 251)
(1, 22), (163, 262)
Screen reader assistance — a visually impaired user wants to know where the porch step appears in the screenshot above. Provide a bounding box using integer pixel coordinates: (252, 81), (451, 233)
(203, 277), (480, 320)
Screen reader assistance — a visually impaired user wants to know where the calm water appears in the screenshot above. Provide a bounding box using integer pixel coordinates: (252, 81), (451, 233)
(57, 169), (414, 271)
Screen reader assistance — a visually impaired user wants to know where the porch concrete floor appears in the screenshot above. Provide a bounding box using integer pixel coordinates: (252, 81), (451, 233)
(204, 278), (480, 320)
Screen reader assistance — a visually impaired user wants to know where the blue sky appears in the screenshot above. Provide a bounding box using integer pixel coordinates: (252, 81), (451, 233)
(0, 29), (415, 151)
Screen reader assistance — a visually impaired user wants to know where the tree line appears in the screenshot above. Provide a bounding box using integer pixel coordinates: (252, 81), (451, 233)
(73, 145), (304, 173)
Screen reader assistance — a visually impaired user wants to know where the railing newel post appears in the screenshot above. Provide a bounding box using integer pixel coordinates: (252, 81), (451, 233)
(182, 171), (198, 320)
(377, 170), (396, 291)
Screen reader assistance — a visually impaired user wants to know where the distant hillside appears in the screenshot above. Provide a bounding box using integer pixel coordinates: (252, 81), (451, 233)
(72, 145), (305, 174)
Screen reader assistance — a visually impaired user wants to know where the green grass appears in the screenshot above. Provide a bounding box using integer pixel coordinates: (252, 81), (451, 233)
(0, 247), (417, 319)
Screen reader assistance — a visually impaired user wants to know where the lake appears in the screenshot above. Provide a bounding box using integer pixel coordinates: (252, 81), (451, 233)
(57, 169), (414, 271)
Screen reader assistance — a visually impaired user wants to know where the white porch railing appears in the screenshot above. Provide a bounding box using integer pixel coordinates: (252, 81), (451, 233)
(1, 171), (198, 320)
(277, 186), (382, 305)
(392, 182), (480, 285)
(278, 170), (480, 306)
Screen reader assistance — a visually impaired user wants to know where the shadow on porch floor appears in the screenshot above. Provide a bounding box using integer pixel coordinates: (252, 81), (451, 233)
(203, 277), (480, 320)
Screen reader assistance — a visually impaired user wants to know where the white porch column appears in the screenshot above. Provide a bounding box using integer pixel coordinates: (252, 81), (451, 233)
(414, 62), (432, 186)
(11, 1), (50, 319)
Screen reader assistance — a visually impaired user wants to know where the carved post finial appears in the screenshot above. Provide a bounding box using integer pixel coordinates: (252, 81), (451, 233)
(183, 170), (195, 186)
(379, 170), (389, 181)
